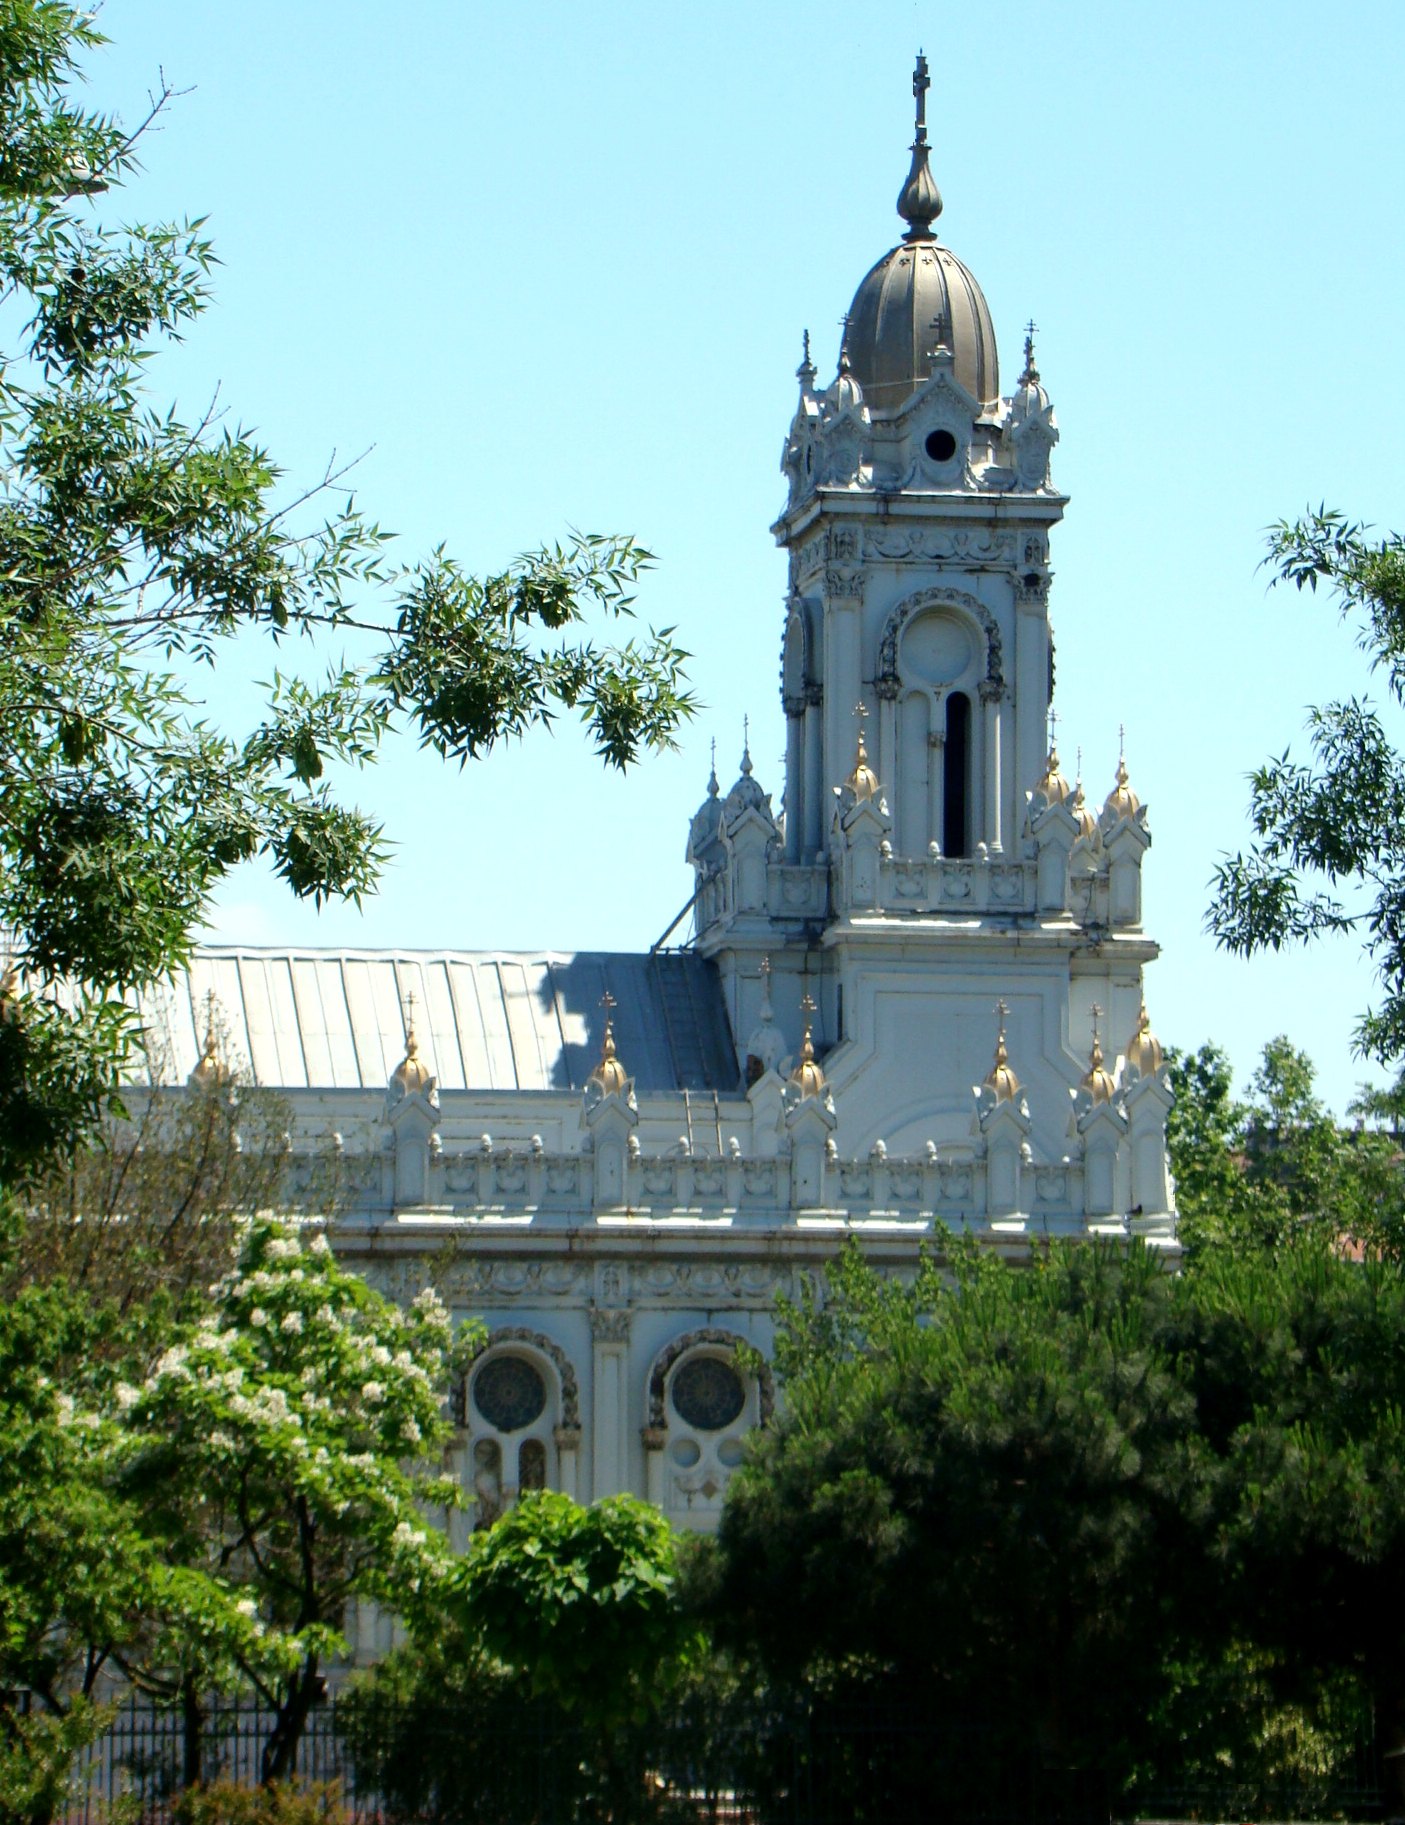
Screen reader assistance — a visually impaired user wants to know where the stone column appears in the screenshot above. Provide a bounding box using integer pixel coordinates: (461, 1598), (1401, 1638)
(784, 709), (804, 862)
(982, 690), (1003, 854)
(928, 727), (945, 853)
(553, 1425), (582, 1502)
(826, 603), (861, 806)
(642, 1426), (667, 1507)
(804, 691), (824, 859)
(589, 1308), (632, 1500)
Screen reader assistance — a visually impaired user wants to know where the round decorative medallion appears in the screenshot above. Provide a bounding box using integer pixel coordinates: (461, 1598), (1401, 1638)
(671, 1355), (745, 1432)
(473, 1355), (546, 1432)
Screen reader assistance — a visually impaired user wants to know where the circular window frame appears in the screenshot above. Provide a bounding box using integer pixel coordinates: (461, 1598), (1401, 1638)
(924, 427), (959, 465)
(670, 1353), (746, 1433)
(472, 1353), (548, 1434)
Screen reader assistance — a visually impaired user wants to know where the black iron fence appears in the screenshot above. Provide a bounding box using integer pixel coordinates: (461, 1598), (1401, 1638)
(59, 1694), (1387, 1825)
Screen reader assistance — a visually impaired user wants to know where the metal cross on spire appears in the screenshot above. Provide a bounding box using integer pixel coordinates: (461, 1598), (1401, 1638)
(402, 986), (418, 1036)
(1047, 705), (1060, 753)
(912, 51), (930, 144)
(1022, 319), (1039, 382)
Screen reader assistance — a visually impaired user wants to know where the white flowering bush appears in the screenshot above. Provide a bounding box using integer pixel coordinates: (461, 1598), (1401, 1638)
(127, 1217), (476, 1783)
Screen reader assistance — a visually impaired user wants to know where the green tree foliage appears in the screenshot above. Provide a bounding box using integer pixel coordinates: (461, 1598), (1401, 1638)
(451, 1492), (693, 1728)
(0, 2), (695, 1179)
(708, 1236), (1405, 1806)
(710, 1239), (1197, 1782)
(1168, 1037), (1405, 1259)
(1210, 508), (1405, 1062)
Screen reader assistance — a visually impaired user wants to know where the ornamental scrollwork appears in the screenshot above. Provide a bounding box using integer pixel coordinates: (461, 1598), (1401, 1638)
(876, 587), (1004, 699)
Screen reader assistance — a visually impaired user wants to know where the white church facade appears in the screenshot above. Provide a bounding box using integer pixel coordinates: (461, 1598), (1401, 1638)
(144, 61), (1176, 1574)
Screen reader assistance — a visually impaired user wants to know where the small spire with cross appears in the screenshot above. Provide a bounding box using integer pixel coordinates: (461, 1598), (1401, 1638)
(983, 997), (1020, 1100)
(797, 327), (815, 391)
(897, 52), (943, 239)
(1021, 319), (1040, 384)
(741, 713), (752, 774)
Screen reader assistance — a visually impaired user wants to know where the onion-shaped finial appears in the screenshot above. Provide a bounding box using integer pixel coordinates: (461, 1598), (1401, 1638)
(897, 53), (943, 241)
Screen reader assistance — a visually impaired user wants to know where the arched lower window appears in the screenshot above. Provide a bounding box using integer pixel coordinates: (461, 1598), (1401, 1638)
(518, 1438), (547, 1491)
(944, 691), (971, 857)
(468, 1349), (556, 1526)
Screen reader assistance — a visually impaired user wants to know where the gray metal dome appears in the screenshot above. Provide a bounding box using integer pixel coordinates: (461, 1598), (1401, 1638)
(845, 238), (999, 415)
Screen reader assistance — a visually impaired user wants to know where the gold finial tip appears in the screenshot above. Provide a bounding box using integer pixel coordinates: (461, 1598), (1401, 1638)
(983, 999), (1020, 1101)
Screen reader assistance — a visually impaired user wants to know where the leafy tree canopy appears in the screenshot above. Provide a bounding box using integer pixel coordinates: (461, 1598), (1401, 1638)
(0, 2), (695, 1178)
(1210, 508), (1405, 1063)
(451, 1491), (695, 1728)
(1168, 1037), (1405, 1260)
(709, 1234), (1405, 1800)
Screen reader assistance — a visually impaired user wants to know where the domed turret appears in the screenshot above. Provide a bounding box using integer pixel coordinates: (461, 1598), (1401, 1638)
(843, 56), (999, 413)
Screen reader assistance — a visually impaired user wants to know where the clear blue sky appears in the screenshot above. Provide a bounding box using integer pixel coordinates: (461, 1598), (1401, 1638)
(87, 0), (1405, 1113)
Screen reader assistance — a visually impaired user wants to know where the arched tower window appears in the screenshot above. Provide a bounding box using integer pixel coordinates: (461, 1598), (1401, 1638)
(944, 691), (971, 856)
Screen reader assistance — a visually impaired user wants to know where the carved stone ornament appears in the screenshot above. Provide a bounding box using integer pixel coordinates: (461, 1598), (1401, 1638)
(646, 1328), (776, 1429)
(877, 587), (1004, 699)
(825, 567), (865, 601)
(452, 1327), (580, 1431)
(630, 1261), (790, 1303)
(589, 1307), (633, 1344)
(864, 527), (1014, 565)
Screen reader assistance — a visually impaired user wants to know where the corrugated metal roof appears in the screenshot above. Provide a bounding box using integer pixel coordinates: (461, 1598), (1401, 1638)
(141, 948), (739, 1095)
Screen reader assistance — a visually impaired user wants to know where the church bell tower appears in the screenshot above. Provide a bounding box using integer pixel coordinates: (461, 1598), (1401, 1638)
(686, 58), (1164, 1202)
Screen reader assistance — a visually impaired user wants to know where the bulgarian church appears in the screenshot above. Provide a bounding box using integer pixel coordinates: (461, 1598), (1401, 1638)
(144, 61), (1175, 1584)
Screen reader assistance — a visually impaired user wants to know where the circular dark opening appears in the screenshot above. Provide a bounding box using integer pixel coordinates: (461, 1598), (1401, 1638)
(925, 429), (958, 463)
(672, 1356), (745, 1431)
(474, 1355), (546, 1432)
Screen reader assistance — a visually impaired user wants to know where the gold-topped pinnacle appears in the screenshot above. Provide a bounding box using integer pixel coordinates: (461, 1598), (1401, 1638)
(189, 990), (229, 1090)
(1036, 741), (1071, 807)
(1102, 729), (1140, 823)
(588, 989), (629, 1096)
(1125, 999), (1164, 1079)
(1080, 1004), (1116, 1105)
(391, 987), (434, 1098)
(845, 701), (880, 802)
(788, 991), (826, 1098)
(983, 998), (1021, 1102)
